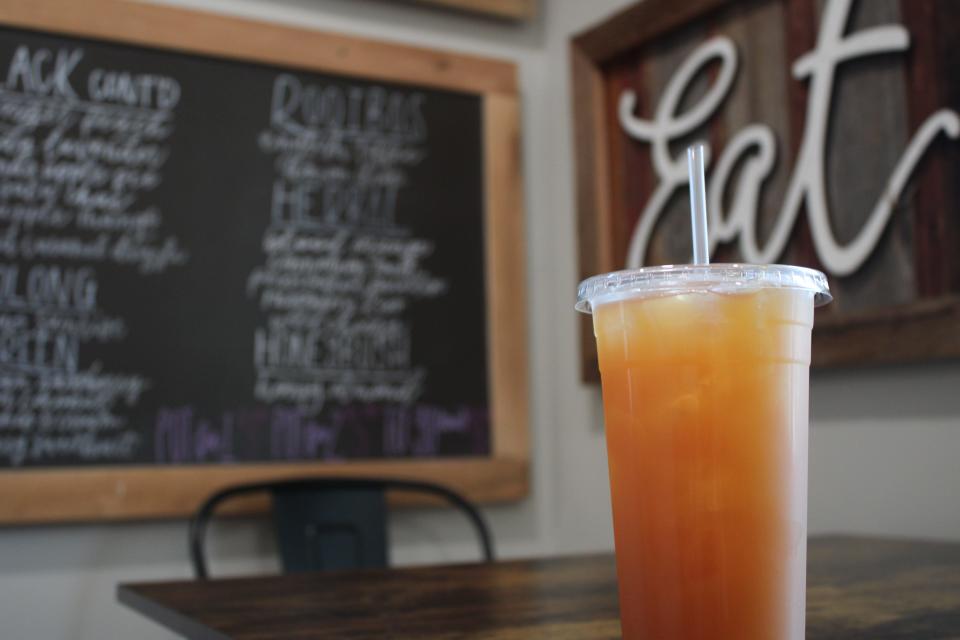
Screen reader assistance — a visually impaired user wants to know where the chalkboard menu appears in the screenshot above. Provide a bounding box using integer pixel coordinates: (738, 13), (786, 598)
(0, 0), (526, 522)
(0, 24), (494, 468)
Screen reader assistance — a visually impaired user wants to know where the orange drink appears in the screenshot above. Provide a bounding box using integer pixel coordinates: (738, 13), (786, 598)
(577, 265), (830, 640)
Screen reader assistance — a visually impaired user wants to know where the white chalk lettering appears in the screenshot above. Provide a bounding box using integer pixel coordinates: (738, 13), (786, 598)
(5, 46), (83, 99)
(0, 43), (188, 466)
(250, 72), (443, 422)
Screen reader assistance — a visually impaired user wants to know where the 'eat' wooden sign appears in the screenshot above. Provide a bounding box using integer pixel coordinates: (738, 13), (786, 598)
(572, 0), (960, 379)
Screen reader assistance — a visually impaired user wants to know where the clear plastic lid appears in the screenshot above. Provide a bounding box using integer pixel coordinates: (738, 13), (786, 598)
(576, 263), (832, 314)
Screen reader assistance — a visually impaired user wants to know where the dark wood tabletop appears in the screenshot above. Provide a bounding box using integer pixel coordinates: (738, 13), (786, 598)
(118, 536), (960, 639)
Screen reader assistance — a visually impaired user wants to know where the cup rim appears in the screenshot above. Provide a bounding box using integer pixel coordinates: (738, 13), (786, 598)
(576, 263), (832, 314)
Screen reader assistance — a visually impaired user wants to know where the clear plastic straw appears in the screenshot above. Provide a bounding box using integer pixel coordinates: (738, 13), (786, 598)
(687, 144), (710, 265)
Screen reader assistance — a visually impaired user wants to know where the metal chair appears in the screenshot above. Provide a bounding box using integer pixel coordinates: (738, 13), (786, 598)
(188, 477), (495, 579)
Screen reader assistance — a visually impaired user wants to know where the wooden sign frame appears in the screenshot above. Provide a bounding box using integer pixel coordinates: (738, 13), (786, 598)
(571, 0), (960, 381)
(0, 0), (527, 524)
(408, 0), (537, 21)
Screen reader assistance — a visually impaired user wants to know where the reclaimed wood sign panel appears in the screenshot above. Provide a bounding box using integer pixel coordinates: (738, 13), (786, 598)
(0, 0), (527, 523)
(572, 0), (960, 378)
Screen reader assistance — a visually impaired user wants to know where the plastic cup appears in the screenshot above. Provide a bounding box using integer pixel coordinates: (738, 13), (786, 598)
(577, 264), (831, 640)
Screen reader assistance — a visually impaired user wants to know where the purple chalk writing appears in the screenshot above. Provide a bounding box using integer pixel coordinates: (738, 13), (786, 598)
(154, 407), (238, 463)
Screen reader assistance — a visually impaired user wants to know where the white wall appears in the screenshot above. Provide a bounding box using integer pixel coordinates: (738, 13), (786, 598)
(1, 0), (958, 638)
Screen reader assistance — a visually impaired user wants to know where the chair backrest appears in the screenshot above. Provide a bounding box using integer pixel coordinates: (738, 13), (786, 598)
(189, 477), (495, 579)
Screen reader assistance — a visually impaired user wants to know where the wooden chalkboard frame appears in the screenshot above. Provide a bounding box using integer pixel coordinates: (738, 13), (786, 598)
(571, 0), (960, 381)
(0, 0), (528, 524)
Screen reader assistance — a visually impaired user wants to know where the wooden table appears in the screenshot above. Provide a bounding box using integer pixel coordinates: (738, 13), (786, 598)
(119, 536), (960, 639)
